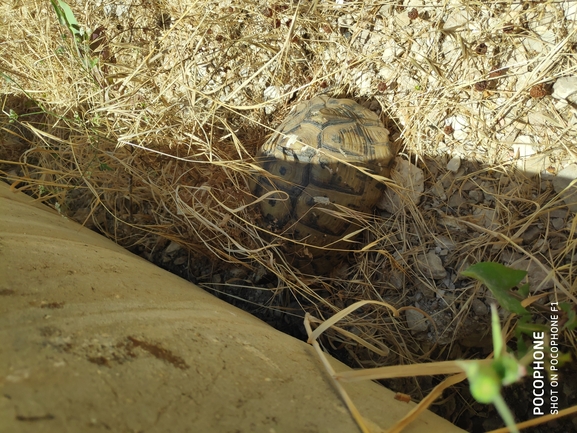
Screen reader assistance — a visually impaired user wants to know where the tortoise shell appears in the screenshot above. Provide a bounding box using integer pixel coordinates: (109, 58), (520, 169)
(253, 95), (394, 262)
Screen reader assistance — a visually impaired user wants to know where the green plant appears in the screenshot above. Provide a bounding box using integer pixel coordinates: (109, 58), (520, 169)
(460, 261), (572, 432)
(305, 262), (575, 432)
(461, 261), (529, 315)
(50, 0), (97, 69)
(457, 304), (525, 433)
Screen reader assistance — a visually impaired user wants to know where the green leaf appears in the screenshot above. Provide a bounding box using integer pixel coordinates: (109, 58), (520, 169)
(497, 354), (525, 386)
(461, 262), (528, 315)
(490, 304), (504, 358)
(518, 282), (530, 298)
(51, 0), (79, 30)
(50, 0), (86, 42)
(492, 393), (520, 433)
(462, 262), (527, 291)
(50, 0), (67, 26)
(459, 361), (501, 404)
(514, 320), (548, 335)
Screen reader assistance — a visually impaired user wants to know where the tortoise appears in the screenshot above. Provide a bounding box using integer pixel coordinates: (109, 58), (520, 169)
(252, 95), (395, 269)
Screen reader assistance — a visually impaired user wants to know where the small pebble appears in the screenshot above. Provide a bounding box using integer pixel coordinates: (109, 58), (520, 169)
(447, 156), (461, 173)
(416, 252), (447, 279)
(472, 299), (488, 316)
(552, 77), (577, 103)
(405, 309), (428, 333)
(522, 226), (541, 244)
(468, 190), (484, 203)
(551, 218), (565, 230)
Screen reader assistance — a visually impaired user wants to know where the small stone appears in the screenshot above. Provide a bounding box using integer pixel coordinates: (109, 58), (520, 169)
(534, 239), (547, 252)
(165, 241), (182, 254)
(408, 8), (419, 20)
(441, 275), (455, 290)
(377, 158), (424, 212)
(512, 138), (537, 158)
(516, 154), (551, 177)
(530, 83), (550, 98)
(447, 156), (461, 173)
(473, 208), (498, 230)
(430, 180), (446, 200)
(435, 235), (456, 251)
(527, 111), (549, 127)
(552, 164), (577, 212)
(405, 309), (428, 333)
(173, 256), (187, 266)
(472, 299), (488, 317)
(511, 258), (554, 291)
(468, 190), (484, 203)
(552, 77), (577, 104)
(389, 270), (405, 289)
(521, 226), (540, 244)
(263, 85), (292, 114)
(445, 115), (469, 141)
(474, 80), (488, 92)
(475, 42), (488, 55)
(416, 252), (447, 279)
(550, 209), (568, 218)
(253, 265), (267, 284)
(562, 1), (577, 21)
(448, 192), (466, 208)
(551, 218), (565, 230)
(439, 215), (467, 232)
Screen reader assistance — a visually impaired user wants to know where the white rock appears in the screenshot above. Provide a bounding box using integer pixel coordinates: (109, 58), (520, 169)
(541, 29), (556, 45)
(515, 154), (551, 177)
(527, 111), (550, 127)
(552, 164), (577, 212)
(447, 156), (461, 173)
(263, 85), (292, 114)
(382, 40), (405, 63)
(377, 158), (424, 212)
(165, 241), (182, 254)
(562, 0), (577, 21)
(512, 136), (537, 158)
(445, 115), (469, 141)
(338, 14), (355, 29)
(444, 8), (470, 29)
(378, 65), (396, 81)
(416, 252), (447, 279)
(524, 24), (555, 52)
(552, 77), (577, 103)
(397, 74), (419, 92)
(353, 70), (372, 95)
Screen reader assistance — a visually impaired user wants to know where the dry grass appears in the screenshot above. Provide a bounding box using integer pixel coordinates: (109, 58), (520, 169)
(1, 0), (577, 428)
